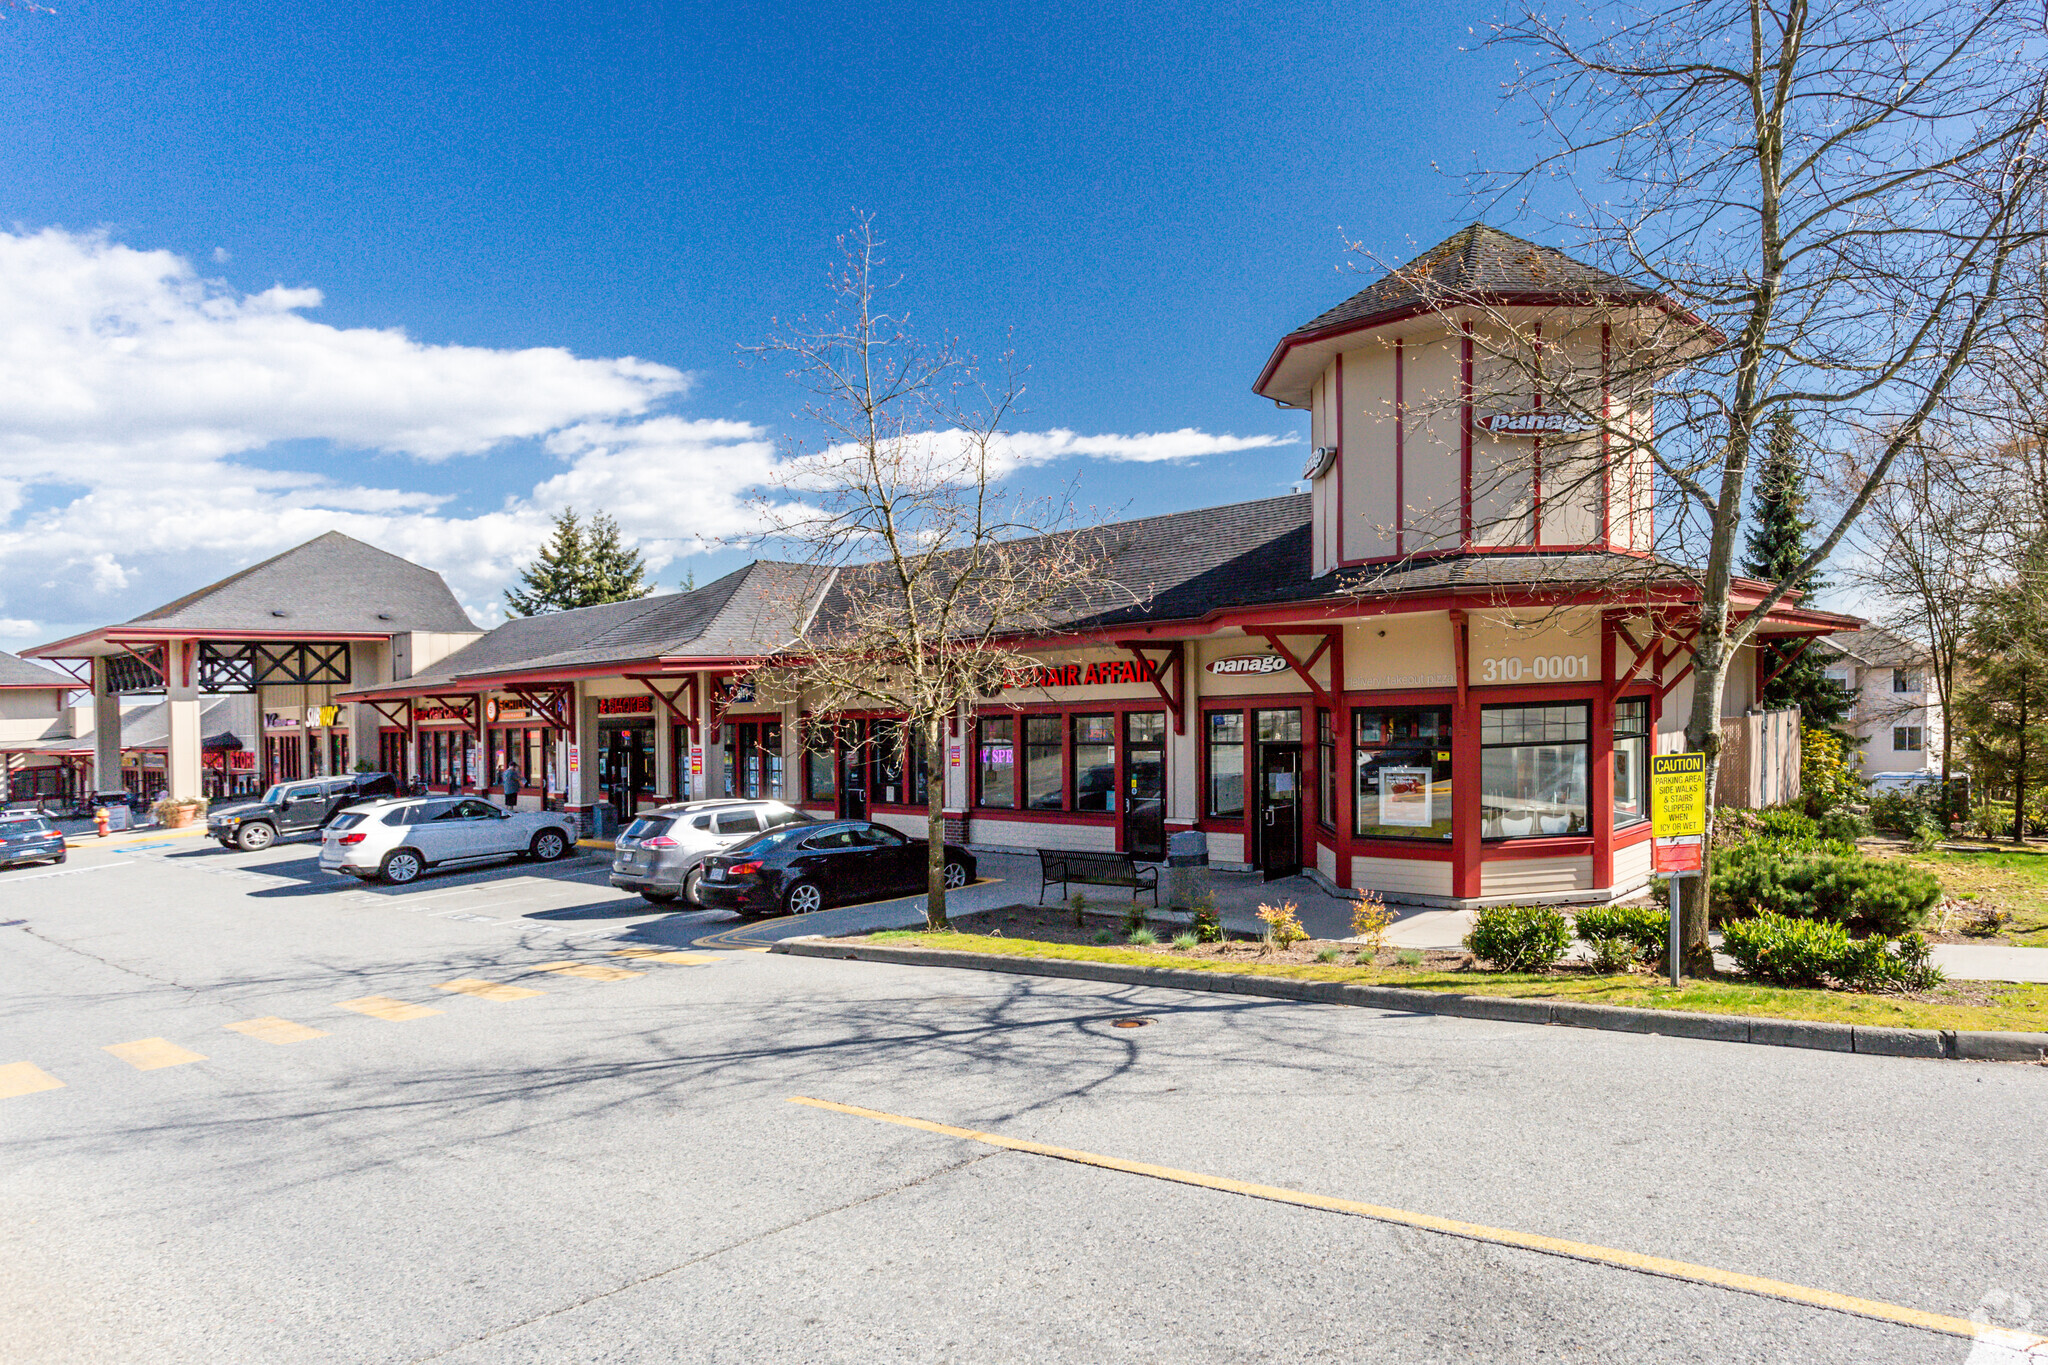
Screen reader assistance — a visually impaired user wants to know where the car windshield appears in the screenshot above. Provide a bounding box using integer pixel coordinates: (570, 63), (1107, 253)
(0, 817), (51, 834)
(723, 826), (812, 856)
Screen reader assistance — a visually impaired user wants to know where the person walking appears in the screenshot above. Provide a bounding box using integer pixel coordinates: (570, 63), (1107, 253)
(499, 759), (524, 809)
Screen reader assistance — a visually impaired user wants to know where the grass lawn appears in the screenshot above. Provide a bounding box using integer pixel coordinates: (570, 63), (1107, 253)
(865, 930), (2048, 1035)
(1875, 845), (2048, 946)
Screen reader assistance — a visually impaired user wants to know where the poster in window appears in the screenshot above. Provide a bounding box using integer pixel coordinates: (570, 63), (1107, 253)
(1379, 766), (1433, 827)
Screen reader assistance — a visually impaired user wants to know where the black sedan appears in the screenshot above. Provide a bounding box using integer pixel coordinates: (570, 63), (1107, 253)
(697, 820), (975, 917)
(0, 813), (67, 870)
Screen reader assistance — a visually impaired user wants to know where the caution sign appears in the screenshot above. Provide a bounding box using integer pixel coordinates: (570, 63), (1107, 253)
(1650, 752), (1707, 838)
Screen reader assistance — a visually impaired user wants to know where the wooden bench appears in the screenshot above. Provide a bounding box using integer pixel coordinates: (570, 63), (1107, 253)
(1037, 848), (1158, 907)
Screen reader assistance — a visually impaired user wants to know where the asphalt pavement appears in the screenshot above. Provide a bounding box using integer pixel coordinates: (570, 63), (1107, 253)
(3, 833), (2046, 1363)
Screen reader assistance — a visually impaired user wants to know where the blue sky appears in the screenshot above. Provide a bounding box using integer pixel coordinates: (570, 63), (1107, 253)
(0, 0), (1531, 649)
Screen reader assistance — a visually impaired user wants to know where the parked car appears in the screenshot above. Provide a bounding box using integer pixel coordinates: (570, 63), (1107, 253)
(696, 819), (974, 918)
(609, 799), (816, 906)
(207, 772), (401, 851)
(0, 812), (66, 870)
(316, 795), (577, 884)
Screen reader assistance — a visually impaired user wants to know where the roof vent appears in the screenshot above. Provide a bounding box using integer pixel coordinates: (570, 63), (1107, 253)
(270, 610), (290, 618)
(376, 612), (393, 621)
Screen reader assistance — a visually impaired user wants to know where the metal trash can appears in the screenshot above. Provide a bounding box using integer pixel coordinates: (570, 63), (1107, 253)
(1166, 830), (1209, 910)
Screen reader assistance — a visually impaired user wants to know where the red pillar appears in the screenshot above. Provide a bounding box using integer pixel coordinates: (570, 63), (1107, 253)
(1591, 612), (1617, 892)
(1450, 609), (1482, 900)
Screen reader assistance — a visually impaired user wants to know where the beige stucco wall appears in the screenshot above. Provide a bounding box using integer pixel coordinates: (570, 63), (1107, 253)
(1343, 613), (1456, 691)
(1466, 608), (1602, 689)
(1352, 855), (1453, 898)
(1480, 855), (1594, 898)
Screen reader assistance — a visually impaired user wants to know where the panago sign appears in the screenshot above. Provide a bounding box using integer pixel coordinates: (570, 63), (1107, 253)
(1478, 411), (1594, 437)
(1207, 655), (1290, 677)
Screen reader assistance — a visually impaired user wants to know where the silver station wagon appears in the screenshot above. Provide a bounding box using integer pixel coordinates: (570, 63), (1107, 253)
(318, 796), (577, 884)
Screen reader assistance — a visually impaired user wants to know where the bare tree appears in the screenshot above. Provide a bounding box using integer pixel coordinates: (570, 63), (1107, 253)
(744, 217), (1123, 929)
(1472, 0), (2048, 965)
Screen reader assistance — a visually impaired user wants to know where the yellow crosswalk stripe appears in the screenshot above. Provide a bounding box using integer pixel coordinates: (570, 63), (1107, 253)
(225, 1017), (330, 1044)
(104, 1038), (206, 1070)
(336, 995), (444, 1021)
(435, 978), (544, 1002)
(609, 948), (719, 965)
(530, 961), (643, 982)
(0, 1061), (64, 1098)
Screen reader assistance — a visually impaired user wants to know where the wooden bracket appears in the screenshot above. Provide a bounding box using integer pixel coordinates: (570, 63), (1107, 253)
(1755, 634), (1819, 696)
(1256, 630), (1337, 711)
(507, 685), (572, 730)
(368, 697), (412, 731)
(628, 674), (698, 737)
(1116, 640), (1187, 734)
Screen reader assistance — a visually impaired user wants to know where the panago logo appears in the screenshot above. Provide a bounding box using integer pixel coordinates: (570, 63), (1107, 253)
(1207, 655), (1291, 677)
(1478, 411), (1594, 436)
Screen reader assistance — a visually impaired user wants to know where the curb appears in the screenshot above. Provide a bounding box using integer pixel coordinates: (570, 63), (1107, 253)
(770, 940), (2048, 1064)
(64, 824), (210, 849)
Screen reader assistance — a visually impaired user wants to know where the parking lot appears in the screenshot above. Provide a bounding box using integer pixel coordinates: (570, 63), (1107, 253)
(6, 832), (2048, 1363)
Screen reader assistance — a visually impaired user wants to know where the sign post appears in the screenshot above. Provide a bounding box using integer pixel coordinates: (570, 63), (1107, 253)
(1650, 752), (1709, 986)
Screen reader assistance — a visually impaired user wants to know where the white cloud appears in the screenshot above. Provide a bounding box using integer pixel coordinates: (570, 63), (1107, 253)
(0, 228), (1299, 654)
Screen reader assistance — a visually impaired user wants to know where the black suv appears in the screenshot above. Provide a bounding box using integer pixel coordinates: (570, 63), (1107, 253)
(207, 772), (400, 851)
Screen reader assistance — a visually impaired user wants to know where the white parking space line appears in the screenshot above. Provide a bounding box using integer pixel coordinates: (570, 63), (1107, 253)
(0, 861), (133, 885)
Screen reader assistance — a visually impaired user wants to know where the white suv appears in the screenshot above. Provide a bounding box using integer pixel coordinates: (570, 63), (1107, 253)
(609, 799), (814, 906)
(318, 796), (578, 884)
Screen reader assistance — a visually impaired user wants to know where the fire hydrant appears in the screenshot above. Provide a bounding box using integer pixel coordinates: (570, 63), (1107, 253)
(93, 806), (111, 838)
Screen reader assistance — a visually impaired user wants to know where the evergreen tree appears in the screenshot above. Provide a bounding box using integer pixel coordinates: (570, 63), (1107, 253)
(1742, 410), (1852, 725)
(504, 509), (651, 616)
(1957, 545), (2048, 843)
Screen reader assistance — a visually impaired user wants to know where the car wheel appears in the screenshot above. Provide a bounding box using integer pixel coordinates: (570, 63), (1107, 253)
(530, 829), (568, 862)
(217, 838), (234, 850)
(380, 849), (424, 885)
(782, 879), (823, 916)
(943, 860), (969, 889)
(235, 822), (276, 852)
(640, 889), (678, 905)
(53, 851), (66, 865)
(683, 867), (705, 906)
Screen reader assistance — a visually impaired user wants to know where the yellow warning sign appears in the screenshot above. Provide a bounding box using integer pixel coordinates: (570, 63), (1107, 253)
(1650, 752), (1708, 838)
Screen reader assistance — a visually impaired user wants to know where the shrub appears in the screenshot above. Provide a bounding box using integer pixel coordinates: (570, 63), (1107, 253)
(1069, 890), (1087, 929)
(1121, 901), (1147, 937)
(1170, 932), (1198, 951)
(1721, 914), (1945, 991)
(1721, 913), (1852, 988)
(1190, 891), (1223, 943)
(1869, 788), (1943, 836)
(1711, 843), (1938, 936)
(1091, 929), (1113, 945)
(1256, 901), (1308, 949)
(1801, 726), (1866, 818)
(1465, 905), (1570, 973)
(1816, 810), (1870, 843)
(1396, 949), (1424, 967)
(1573, 904), (1669, 967)
(1585, 936), (1638, 974)
(1314, 947), (1340, 963)
(1128, 927), (1159, 946)
(1350, 891), (1394, 956)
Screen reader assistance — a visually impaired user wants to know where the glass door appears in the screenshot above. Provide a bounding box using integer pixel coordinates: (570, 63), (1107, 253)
(1255, 708), (1302, 880)
(1123, 712), (1166, 860)
(838, 719), (869, 820)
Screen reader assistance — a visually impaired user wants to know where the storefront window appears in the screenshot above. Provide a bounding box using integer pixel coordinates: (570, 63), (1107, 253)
(1072, 714), (1116, 812)
(1206, 712), (1245, 818)
(805, 720), (836, 802)
(1613, 699), (1649, 827)
(885, 721), (930, 806)
(1316, 710), (1336, 829)
(1481, 703), (1589, 838)
(977, 716), (1015, 807)
(1024, 715), (1063, 809)
(1354, 708), (1453, 840)
(1256, 709), (1301, 744)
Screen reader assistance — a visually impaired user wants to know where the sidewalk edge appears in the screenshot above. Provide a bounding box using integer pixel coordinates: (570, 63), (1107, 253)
(769, 940), (2048, 1063)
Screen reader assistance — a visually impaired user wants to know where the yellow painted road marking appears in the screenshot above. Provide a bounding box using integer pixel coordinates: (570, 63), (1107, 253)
(0, 1061), (64, 1097)
(104, 1038), (206, 1070)
(789, 1096), (2048, 1354)
(336, 995), (444, 1021)
(225, 1017), (330, 1044)
(531, 961), (643, 982)
(609, 948), (719, 965)
(436, 978), (544, 1002)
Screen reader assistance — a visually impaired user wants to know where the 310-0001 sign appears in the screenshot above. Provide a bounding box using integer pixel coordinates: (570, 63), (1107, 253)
(1478, 654), (1592, 683)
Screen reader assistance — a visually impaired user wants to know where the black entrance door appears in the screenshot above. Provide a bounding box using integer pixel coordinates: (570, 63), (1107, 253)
(1252, 706), (1304, 880)
(839, 753), (868, 820)
(603, 725), (652, 823)
(1123, 712), (1166, 860)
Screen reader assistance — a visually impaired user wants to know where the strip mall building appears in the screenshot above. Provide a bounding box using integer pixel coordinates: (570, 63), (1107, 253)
(30, 227), (1853, 905)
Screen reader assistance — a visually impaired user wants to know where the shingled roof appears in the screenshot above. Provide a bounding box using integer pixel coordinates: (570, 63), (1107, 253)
(0, 650), (73, 689)
(390, 560), (831, 688)
(124, 532), (478, 636)
(1283, 225), (1652, 340)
